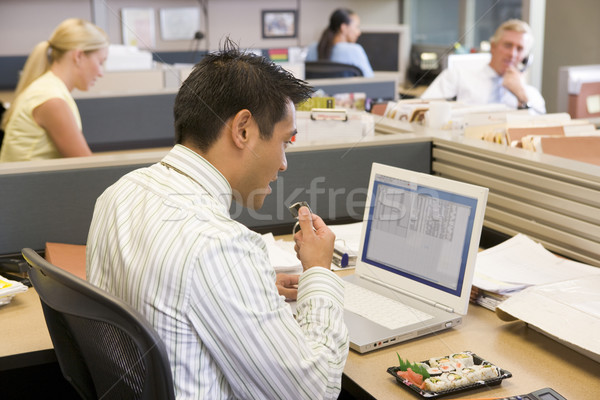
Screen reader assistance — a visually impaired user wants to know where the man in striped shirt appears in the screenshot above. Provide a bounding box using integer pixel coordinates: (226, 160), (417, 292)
(87, 40), (349, 399)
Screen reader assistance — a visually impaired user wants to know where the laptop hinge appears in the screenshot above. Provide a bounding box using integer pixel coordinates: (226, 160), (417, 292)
(433, 303), (454, 313)
(361, 274), (455, 313)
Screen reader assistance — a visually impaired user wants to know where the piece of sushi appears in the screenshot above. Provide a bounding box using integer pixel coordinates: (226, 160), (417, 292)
(477, 364), (500, 380)
(438, 363), (455, 373)
(445, 372), (468, 388)
(429, 356), (452, 367)
(460, 367), (478, 383)
(424, 376), (450, 392)
(450, 352), (474, 367)
(426, 366), (443, 376)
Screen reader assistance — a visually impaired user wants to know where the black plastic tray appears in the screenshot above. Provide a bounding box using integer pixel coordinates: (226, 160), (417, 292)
(386, 352), (512, 399)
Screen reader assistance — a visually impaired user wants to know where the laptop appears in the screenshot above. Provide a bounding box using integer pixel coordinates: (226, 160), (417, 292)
(344, 163), (488, 353)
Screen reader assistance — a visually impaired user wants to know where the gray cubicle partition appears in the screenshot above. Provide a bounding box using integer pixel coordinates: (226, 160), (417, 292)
(0, 141), (431, 257)
(309, 78), (398, 101)
(432, 138), (600, 268)
(0, 55), (27, 90)
(0, 162), (154, 257)
(235, 141), (431, 232)
(76, 92), (177, 152)
(72, 77), (397, 154)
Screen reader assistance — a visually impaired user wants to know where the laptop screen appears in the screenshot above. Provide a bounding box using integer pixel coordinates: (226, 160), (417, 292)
(361, 173), (479, 297)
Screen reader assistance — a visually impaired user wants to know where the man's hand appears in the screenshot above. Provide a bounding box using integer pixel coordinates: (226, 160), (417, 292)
(502, 65), (528, 105)
(293, 206), (335, 271)
(276, 273), (299, 300)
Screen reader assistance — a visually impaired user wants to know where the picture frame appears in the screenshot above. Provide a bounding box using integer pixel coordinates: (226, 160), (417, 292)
(121, 7), (156, 48)
(159, 7), (201, 41)
(261, 10), (297, 39)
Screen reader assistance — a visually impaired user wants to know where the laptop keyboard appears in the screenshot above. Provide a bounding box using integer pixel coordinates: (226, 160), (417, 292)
(344, 281), (434, 330)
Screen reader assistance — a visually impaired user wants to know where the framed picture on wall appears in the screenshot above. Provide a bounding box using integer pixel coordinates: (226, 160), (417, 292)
(261, 10), (297, 39)
(121, 8), (156, 48)
(159, 7), (201, 41)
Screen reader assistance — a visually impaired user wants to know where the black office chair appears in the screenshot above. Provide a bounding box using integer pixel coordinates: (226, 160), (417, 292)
(22, 248), (175, 400)
(305, 61), (364, 79)
(0, 101), (5, 151)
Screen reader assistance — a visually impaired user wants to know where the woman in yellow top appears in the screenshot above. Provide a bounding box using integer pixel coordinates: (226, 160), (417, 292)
(0, 18), (109, 162)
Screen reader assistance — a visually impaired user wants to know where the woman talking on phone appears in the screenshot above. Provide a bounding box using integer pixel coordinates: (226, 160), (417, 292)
(0, 18), (109, 162)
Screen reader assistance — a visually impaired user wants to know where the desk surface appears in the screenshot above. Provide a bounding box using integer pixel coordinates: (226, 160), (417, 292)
(2, 266), (599, 399)
(341, 289), (600, 399)
(0, 288), (54, 370)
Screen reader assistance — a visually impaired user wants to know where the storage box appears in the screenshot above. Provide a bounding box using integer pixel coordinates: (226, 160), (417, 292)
(295, 109), (374, 143)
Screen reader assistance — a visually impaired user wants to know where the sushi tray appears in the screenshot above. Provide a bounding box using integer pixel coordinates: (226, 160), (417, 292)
(386, 351), (512, 399)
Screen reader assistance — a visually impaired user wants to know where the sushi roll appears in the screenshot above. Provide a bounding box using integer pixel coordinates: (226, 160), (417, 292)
(477, 364), (499, 380)
(426, 366), (443, 376)
(445, 372), (468, 388)
(450, 352), (474, 367)
(416, 362), (430, 372)
(424, 376), (450, 392)
(428, 356), (451, 367)
(438, 363), (455, 373)
(460, 367), (478, 383)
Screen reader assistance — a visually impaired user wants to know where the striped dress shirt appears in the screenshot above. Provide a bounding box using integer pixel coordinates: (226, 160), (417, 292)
(87, 144), (349, 399)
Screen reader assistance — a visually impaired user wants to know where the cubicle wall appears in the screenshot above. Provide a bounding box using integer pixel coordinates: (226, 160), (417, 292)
(308, 75), (399, 101)
(72, 76), (397, 153)
(235, 141), (431, 233)
(0, 56), (27, 90)
(0, 160), (156, 258)
(0, 140), (431, 257)
(3, 131), (597, 267)
(76, 92), (177, 151)
(432, 138), (600, 268)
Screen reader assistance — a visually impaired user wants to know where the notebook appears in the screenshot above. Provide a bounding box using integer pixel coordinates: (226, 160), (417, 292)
(344, 163), (488, 353)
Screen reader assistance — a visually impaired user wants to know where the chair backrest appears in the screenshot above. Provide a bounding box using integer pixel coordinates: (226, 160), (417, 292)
(0, 101), (5, 151)
(305, 61), (364, 79)
(22, 248), (175, 400)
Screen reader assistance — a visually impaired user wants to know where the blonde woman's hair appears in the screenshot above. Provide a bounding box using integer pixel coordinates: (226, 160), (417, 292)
(490, 19), (533, 54)
(2, 18), (109, 129)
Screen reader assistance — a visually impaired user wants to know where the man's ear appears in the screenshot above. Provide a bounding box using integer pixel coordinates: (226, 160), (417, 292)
(230, 109), (253, 149)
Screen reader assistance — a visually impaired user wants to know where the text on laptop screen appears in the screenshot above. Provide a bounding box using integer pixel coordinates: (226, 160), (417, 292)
(362, 174), (478, 296)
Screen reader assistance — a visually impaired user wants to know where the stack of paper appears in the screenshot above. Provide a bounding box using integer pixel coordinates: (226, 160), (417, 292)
(0, 275), (28, 306)
(473, 234), (600, 309)
(262, 233), (302, 274)
(104, 44), (153, 71)
(262, 222), (364, 273)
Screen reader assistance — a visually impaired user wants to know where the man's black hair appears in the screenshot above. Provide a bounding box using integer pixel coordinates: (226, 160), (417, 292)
(174, 38), (314, 150)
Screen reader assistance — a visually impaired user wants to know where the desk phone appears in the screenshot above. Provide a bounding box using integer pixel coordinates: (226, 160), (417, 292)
(493, 387), (567, 400)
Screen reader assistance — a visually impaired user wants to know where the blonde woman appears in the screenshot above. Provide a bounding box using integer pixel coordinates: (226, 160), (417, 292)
(0, 18), (109, 162)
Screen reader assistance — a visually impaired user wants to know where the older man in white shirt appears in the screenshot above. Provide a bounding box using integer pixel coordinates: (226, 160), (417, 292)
(421, 19), (546, 115)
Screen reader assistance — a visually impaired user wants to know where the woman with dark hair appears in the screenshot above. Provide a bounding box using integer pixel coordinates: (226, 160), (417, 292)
(305, 9), (374, 77)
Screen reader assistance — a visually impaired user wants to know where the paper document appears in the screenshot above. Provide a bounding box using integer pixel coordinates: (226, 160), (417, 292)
(262, 223), (364, 273)
(0, 275), (28, 306)
(498, 275), (600, 363)
(262, 233), (302, 274)
(473, 234), (600, 294)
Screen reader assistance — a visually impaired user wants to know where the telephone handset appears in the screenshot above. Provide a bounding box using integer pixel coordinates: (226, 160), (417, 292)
(518, 54), (532, 72)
